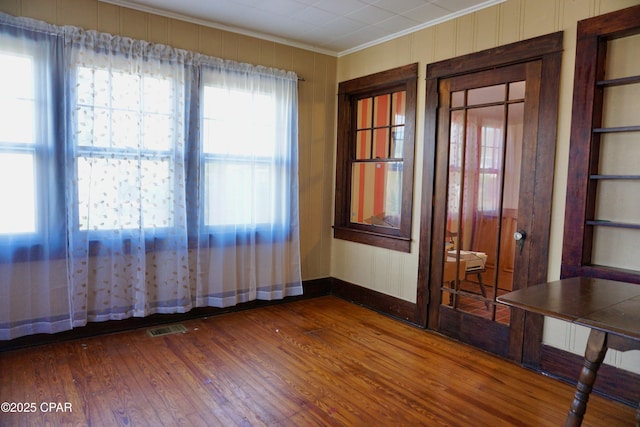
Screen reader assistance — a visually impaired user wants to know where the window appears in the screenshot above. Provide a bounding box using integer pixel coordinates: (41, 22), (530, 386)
(72, 51), (185, 234)
(0, 49), (38, 235)
(74, 66), (178, 232)
(334, 64), (418, 252)
(201, 69), (294, 233)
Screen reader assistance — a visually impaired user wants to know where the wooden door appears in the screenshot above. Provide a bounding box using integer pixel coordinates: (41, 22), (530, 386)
(416, 33), (562, 363)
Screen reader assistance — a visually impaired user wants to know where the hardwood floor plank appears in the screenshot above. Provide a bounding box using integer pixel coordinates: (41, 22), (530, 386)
(0, 296), (635, 426)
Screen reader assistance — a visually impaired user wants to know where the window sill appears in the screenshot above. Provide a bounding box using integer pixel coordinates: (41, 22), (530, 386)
(333, 226), (411, 253)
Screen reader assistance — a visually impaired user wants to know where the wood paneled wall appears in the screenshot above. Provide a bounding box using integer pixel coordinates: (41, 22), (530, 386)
(0, 0), (337, 281)
(333, 0), (640, 374)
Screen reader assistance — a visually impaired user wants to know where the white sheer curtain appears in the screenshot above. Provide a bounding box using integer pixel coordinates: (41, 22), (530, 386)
(0, 12), (302, 340)
(0, 15), (71, 340)
(64, 28), (193, 325)
(191, 59), (302, 306)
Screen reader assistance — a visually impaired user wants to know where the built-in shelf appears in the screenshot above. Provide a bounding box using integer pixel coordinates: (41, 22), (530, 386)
(592, 125), (640, 133)
(596, 74), (640, 87)
(561, 5), (640, 283)
(586, 220), (640, 230)
(589, 174), (640, 180)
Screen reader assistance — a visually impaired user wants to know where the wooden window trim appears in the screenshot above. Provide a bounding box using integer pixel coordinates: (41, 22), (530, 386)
(561, 5), (640, 284)
(334, 63), (418, 252)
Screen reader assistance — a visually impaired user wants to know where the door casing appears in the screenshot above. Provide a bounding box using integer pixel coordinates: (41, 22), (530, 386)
(415, 32), (563, 365)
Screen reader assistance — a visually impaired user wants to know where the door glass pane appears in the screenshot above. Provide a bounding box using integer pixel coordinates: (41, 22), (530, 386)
(350, 161), (403, 228)
(443, 100), (526, 326)
(467, 84), (505, 106)
(509, 81), (526, 100)
(451, 91), (464, 108)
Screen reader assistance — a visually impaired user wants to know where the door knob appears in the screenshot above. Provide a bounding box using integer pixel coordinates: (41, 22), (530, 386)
(514, 230), (526, 253)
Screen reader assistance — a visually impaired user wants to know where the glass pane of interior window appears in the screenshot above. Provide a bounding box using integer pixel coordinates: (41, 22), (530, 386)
(350, 161), (403, 228)
(372, 128), (389, 159)
(0, 153), (36, 234)
(204, 161), (273, 226)
(451, 91), (465, 108)
(203, 87), (275, 157)
(355, 130), (371, 160)
(508, 81), (526, 100)
(356, 97), (372, 130)
(605, 33), (640, 80)
(602, 83), (640, 128)
(373, 94), (391, 127)
(592, 226), (640, 271)
(392, 91), (406, 125)
(78, 157), (172, 230)
(391, 126), (404, 158)
(598, 132), (640, 175)
(594, 180), (640, 224)
(467, 84), (505, 106)
(0, 53), (34, 144)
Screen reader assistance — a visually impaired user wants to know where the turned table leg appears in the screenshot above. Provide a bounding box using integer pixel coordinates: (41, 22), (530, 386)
(565, 329), (608, 427)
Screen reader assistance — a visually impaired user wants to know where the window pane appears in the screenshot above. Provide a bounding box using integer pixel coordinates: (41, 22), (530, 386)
(111, 109), (139, 149)
(350, 161), (403, 228)
(78, 157), (172, 230)
(203, 87), (276, 157)
(373, 94), (391, 127)
(0, 153), (36, 234)
(392, 91), (406, 125)
(356, 98), (372, 129)
(467, 84), (505, 106)
(0, 53), (34, 144)
(204, 161), (274, 226)
(355, 130), (371, 160)
(143, 113), (172, 151)
(391, 127), (404, 158)
(373, 128), (389, 159)
(111, 71), (141, 110)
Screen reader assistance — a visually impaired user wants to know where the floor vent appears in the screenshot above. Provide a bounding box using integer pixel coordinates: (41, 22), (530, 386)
(147, 324), (188, 337)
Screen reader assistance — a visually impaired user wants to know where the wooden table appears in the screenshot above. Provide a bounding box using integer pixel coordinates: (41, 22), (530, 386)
(497, 277), (640, 427)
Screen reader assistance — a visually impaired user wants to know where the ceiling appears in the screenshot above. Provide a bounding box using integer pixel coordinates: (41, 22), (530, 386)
(100, 0), (504, 56)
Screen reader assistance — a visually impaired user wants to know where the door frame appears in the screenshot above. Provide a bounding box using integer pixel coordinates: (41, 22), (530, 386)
(416, 32), (563, 365)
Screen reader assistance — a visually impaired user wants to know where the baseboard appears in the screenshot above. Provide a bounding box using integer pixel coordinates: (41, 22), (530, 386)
(329, 277), (419, 326)
(0, 277), (333, 353)
(540, 344), (640, 407)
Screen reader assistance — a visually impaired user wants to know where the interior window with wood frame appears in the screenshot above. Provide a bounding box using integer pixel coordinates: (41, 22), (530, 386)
(333, 63), (418, 252)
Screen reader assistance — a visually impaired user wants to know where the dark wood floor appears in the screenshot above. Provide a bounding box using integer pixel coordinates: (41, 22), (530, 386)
(0, 296), (635, 426)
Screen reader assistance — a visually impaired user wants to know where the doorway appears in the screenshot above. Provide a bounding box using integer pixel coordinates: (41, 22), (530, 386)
(416, 33), (563, 363)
